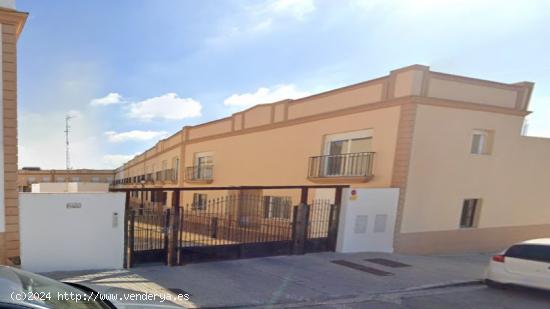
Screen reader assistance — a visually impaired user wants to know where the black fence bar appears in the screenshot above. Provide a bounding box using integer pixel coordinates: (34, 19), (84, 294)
(128, 210), (135, 268)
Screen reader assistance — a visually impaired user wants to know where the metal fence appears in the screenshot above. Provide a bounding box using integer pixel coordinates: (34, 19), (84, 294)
(185, 165), (214, 181)
(116, 185), (347, 267)
(308, 152), (375, 178)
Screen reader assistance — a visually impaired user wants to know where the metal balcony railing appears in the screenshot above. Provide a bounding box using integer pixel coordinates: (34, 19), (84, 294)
(185, 165), (213, 181)
(308, 152), (375, 178)
(159, 169), (177, 182)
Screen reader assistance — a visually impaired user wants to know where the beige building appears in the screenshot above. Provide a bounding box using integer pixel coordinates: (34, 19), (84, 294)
(113, 64), (550, 254)
(0, 2), (26, 266)
(17, 168), (115, 192)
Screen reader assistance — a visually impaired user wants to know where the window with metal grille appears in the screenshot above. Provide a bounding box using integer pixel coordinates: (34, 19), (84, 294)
(263, 196), (291, 219)
(460, 199), (480, 228)
(192, 193), (208, 210)
(173, 157), (179, 180)
(151, 191), (167, 203)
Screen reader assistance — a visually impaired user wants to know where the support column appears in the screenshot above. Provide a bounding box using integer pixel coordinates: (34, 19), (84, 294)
(168, 190), (180, 266)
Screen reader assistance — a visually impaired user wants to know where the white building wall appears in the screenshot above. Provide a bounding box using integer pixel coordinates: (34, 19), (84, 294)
(19, 193), (125, 272)
(336, 188), (399, 253)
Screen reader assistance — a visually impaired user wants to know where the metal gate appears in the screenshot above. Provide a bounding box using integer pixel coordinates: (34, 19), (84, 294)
(128, 209), (169, 266)
(121, 186), (346, 267)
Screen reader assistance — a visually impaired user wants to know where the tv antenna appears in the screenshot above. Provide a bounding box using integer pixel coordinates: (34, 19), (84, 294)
(65, 115), (74, 170)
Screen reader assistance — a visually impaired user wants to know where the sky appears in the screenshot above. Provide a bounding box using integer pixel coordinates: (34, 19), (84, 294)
(15, 0), (550, 169)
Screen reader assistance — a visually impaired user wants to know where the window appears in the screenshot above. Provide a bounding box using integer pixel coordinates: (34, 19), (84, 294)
(323, 130), (373, 176)
(470, 130), (492, 154)
(263, 196), (291, 219)
(193, 193), (208, 210)
(42, 176), (50, 182)
(56, 176), (65, 182)
(327, 137), (372, 155)
(173, 157), (179, 180)
(195, 153), (213, 179)
(505, 244), (550, 263)
(71, 176), (80, 182)
(28, 176), (36, 183)
(151, 191), (167, 204)
(459, 199), (480, 228)
(162, 160), (168, 180)
(197, 155), (213, 167)
(91, 176), (100, 182)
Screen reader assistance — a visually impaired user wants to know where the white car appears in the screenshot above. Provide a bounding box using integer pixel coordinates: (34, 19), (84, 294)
(484, 238), (550, 291)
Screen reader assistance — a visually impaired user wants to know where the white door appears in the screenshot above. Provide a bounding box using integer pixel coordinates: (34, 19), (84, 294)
(336, 188), (399, 253)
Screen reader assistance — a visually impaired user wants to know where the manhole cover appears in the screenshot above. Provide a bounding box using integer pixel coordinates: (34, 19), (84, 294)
(365, 258), (411, 268)
(331, 260), (393, 276)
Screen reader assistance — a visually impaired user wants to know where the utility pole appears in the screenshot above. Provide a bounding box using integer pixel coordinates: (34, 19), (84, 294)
(65, 115), (73, 171)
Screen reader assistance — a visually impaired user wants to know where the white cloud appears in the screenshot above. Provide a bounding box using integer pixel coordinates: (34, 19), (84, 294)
(104, 130), (168, 143)
(206, 0), (316, 46)
(67, 109), (83, 118)
(251, 18), (273, 32)
(90, 92), (124, 106)
(224, 84), (311, 107)
(128, 93), (202, 120)
(267, 0), (316, 20)
(102, 154), (136, 168)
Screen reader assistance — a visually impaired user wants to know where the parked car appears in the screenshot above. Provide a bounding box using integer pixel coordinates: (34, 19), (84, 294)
(484, 238), (550, 291)
(0, 266), (183, 308)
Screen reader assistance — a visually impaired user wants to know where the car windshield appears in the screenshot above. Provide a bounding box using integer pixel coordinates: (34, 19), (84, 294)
(0, 267), (106, 309)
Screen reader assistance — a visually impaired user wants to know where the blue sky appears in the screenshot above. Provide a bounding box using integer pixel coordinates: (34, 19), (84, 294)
(16, 0), (550, 169)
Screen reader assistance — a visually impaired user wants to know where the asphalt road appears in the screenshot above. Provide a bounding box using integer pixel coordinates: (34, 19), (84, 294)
(291, 284), (550, 309)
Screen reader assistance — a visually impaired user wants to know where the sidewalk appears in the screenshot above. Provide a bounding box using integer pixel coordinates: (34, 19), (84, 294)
(44, 251), (492, 308)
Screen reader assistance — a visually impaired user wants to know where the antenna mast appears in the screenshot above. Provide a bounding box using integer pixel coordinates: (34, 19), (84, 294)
(64, 115), (73, 170)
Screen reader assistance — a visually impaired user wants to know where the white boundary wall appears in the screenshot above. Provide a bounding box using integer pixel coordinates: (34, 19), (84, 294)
(336, 188), (399, 253)
(31, 182), (109, 193)
(19, 193), (125, 272)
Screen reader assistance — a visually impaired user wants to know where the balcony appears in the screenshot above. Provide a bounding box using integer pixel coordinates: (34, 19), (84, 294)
(157, 169), (178, 184)
(185, 165), (213, 184)
(308, 152), (375, 183)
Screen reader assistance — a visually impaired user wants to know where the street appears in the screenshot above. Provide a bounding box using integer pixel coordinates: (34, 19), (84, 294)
(271, 283), (550, 308)
(45, 252), (550, 308)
